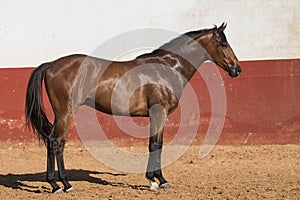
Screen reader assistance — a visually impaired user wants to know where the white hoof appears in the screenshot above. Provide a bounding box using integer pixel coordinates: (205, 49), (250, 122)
(149, 181), (160, 191)
(54, 188), (64, 194)
(65, 187), (74, 193)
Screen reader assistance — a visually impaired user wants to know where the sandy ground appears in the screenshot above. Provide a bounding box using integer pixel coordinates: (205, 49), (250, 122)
(0, 141), (299, 200)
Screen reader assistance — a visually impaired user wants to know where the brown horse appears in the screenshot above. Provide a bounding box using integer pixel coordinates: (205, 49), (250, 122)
(25, 23), (241, 193)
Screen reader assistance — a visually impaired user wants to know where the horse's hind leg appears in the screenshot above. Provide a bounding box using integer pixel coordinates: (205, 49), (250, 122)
(46, 113), (73, 193)
(55, 114), (73, 192)
(47, 124), (62, 193)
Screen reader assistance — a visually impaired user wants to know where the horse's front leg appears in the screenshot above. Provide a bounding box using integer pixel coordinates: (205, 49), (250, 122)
(146, 105), (171, 190)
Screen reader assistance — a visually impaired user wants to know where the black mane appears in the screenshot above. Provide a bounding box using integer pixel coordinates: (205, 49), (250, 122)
(136, 26), (223, 58)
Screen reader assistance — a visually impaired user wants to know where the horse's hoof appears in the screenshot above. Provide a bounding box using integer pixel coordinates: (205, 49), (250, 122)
(53, 188), (64, 194)
(160, 182), (171, 189)
(65, 186), (74, 193)
(149, 181), (160, 191)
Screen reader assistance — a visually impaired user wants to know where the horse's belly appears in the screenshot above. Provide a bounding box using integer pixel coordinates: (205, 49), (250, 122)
(93, 86), (149, 116)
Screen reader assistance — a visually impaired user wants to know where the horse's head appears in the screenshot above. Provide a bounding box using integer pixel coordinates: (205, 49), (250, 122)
(200, 23), (242, 77)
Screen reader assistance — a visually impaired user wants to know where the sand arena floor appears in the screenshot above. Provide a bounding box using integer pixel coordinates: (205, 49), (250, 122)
(0, 142), (299, 199)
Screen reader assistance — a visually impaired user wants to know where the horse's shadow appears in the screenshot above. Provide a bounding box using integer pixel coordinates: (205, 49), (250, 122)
(0, 169), (149, 193)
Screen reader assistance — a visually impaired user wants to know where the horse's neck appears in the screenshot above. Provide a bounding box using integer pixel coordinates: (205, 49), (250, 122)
(161, 45), (208, 82)
(136, 38), (208, 84)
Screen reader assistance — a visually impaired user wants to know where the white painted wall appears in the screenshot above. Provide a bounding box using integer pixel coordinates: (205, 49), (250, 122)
(0, 0), (299, 67)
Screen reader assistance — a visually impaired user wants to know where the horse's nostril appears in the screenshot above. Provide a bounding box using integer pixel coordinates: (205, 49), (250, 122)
(236, 66), (242, 74)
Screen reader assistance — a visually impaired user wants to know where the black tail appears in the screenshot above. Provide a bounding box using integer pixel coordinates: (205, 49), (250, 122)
(25, 62), (52, 143)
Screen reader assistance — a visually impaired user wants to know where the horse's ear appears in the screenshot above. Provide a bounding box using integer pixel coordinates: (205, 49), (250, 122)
(212, 24), (218, 37)
(217, 22), (227, 33)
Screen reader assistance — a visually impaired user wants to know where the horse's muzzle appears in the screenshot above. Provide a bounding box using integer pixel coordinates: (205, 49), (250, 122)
(228, 65), (242, 77)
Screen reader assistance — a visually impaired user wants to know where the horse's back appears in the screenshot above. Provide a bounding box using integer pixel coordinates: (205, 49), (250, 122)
(43, 54), (181, 116)
(44, 54), (110, 113)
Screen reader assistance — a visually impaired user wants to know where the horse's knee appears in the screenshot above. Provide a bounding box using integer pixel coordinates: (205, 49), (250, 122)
(149, 142), (159, 152)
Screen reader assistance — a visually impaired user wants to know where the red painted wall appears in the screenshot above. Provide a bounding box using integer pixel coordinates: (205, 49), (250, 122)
(0, 59), (299, 145)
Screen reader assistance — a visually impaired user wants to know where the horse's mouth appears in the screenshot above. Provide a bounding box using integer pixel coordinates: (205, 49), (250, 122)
(228, 65), (242, 78)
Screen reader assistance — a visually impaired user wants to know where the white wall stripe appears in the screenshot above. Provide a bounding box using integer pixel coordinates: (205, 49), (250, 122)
(0, 0), (299, 67)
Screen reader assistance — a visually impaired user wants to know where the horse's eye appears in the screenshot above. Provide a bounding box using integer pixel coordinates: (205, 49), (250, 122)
(221, 43), (227, 49)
